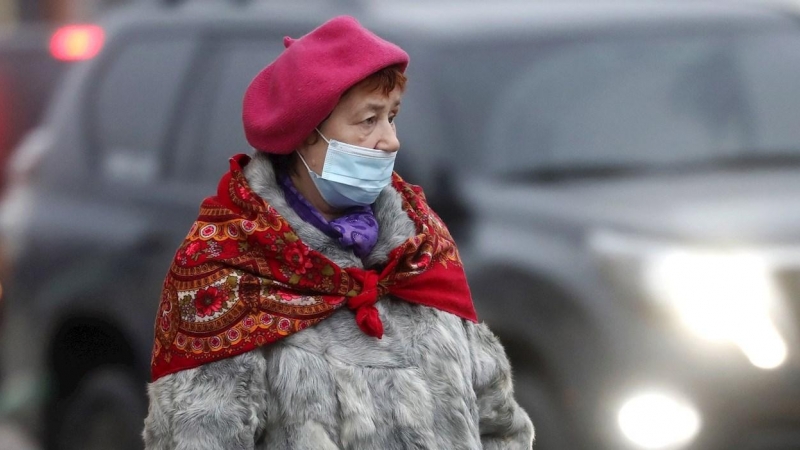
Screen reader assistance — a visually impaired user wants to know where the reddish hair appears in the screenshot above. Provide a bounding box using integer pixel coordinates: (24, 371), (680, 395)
(355, 64), (407, 95)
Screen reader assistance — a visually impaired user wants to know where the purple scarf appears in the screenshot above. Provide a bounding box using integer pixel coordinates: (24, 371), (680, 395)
(279, 173), (379, 258)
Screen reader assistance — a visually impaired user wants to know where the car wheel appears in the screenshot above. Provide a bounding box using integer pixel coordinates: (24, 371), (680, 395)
(52, 367), (146, 450)
(515, 372), (581, 450)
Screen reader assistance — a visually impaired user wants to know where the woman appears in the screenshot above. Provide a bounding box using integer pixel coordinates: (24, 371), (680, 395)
(143, 16), (533, 450)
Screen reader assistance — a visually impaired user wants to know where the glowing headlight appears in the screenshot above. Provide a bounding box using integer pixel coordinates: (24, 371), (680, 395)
(645, 250), (787, 369)
(590, 230), (789, 370)
(618, 390), (700, 449)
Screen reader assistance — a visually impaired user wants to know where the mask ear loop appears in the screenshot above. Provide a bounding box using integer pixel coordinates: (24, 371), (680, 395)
(315, 128), (331, 144)
(296, 151), (319, 176)
(296, 128), (330, 176)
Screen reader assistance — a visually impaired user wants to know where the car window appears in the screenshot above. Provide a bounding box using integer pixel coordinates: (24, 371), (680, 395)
(489, 36), (749, 171)
(435, 28), (800, 176)
(173, 39), (283, 180)
(737, 33), (800, 152)
(93, 36), (197, 184)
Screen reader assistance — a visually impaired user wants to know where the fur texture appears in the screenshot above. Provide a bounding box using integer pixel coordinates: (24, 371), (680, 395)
(143, 153), (534, 449)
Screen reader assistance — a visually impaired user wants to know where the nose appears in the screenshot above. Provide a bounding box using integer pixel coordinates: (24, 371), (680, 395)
(375, 119), (400, 153)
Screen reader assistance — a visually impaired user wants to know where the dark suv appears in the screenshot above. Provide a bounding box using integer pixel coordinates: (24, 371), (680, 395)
(4, 1), (800, 450)
(399, 3), (800, 450)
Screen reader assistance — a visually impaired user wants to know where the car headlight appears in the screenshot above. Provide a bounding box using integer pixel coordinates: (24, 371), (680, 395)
(645, 249), (786, 369)
(618, 390), (701, 449)
(591, 230), (788, 369)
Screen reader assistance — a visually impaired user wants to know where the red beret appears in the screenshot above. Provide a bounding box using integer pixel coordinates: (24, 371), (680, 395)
(242, 16), (410, 154)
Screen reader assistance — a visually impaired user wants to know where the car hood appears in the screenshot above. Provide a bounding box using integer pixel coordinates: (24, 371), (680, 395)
(458, 167), (800, 244)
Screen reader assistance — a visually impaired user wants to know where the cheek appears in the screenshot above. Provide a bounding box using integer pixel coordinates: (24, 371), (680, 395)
(362, 122), (390, 142)
(347, 122), (372, 139)
(360, 128), (378, 144)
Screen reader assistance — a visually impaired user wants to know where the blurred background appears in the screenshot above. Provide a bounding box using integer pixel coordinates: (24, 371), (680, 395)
(3, 0), (800, 449)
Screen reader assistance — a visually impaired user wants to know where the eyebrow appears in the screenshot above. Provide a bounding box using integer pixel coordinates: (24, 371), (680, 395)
(362, 101), (402, 113)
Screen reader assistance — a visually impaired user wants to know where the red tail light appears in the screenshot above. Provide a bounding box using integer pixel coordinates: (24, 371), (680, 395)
(49, 25), (104, 61)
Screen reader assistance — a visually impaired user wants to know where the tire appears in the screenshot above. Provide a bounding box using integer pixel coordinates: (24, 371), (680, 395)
(514, 372), (581, 450)
(50, 367), (146, 450)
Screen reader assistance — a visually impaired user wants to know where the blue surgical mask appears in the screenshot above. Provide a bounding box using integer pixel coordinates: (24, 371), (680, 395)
(297, 129), (397, 208)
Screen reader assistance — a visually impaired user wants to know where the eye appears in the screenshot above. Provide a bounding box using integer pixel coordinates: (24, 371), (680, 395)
(388, 115), (396, 124)
(363, 116), (377, 125)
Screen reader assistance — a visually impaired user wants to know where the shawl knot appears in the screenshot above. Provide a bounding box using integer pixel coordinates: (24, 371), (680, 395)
(346, 268), (385, 338)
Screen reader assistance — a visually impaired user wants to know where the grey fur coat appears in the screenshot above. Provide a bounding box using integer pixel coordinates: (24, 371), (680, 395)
(142, 153), (534, 449)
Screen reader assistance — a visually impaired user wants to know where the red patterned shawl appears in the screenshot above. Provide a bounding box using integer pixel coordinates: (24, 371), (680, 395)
(151, 154), (476, 380)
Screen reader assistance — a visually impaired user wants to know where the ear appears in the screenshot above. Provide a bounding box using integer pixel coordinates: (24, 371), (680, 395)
(302, 132), (320, 148)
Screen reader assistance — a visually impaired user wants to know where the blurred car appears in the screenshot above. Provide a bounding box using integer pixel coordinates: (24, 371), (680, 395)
(389, 3), (800, 450)
(4, 1), (800, 450)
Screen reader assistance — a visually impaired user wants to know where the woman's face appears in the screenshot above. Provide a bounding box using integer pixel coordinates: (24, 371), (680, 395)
(298, 79), (403, 175)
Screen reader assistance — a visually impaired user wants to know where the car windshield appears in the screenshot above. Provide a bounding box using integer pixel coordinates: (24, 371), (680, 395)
(432, 26), (800, 177)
